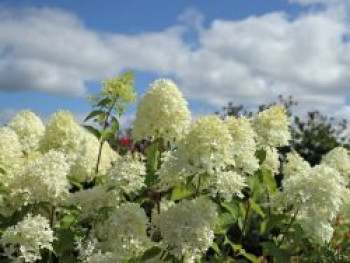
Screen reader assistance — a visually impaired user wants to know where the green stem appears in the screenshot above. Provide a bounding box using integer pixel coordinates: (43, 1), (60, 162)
(95, 98), (117, 175)
(278, 209), (299, 247)
(241, 200), (251, 243)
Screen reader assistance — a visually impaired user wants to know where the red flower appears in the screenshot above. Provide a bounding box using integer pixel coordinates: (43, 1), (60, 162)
(119, 137), (132, 147)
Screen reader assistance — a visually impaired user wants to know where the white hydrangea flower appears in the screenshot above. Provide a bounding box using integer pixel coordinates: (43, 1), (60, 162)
(158, 116), (234, 188)
(283, 151), (311, 178)
(272, 164), (347, 244)
(132, 78), (191, 143)
(69, 128), (118, 182)
(10, 150), (70, 206)
(226, 116), (259, 174)
(107, 153), (146, 194)
(0, 214), (54, 263)
(39, 111), (83, 154)
(153, 197), (217, 261)
(0, 127), (23, 181)
(322, 147), (350, 182)
(8, 110), (45, 154)
(261, 147), (280, 174)
(67, 186), (120, 220)
(211, 171), (247, 201)
(95, 203), (151, 260)
(253, 105), (291, 148)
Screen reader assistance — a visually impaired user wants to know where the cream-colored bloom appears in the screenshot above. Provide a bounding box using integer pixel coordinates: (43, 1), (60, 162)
(0, 127), (23, 183)
(211, 171), (247, 201)
(1, 214), (54, 263)
(8, 110), (45, 154)
(253, 105), (291, 148)
(39, 111), (83, 154)
(322, 147), (350, 182)
(10, 150), (70, 206)
(272, 164), (347, 244)
(226, 116), (259, 174)
(69, 128), (117, 182)
(283, 151), (311, 178)
(95, 203), (151, 260)
(261, 147), (280, 174)
(133, 79), (191, 143)
(107, 153), (146, 194)
(153, 197), (217, 261)
(158, 116), (234, 188)
(67, 186), (120, 220)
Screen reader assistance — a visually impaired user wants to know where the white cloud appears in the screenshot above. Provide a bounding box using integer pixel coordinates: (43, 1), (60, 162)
(0, 6), (350, 120)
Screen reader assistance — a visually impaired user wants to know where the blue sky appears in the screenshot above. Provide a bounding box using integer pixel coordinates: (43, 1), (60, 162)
(0, 0), (349, 126)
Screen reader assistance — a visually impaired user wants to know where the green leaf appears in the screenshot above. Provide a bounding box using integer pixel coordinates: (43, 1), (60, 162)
(261, 214), (286, 234)
(110, 116), (120, 133)
(240, 249), (260, 263)
(140, 246), (162, 261)
(221, 201), (239, 220)
(262, 242), (291, 263)
(210, 242), (221, 254)
(256, 148), (267, 164)
(171, 186), (194, 201)
(97, 97), (112, 107)
(249, 198), (265, 218)
(230, 244), (259, 263)
(262, 168), (277, 194)
(83, 125), (101, 139)
(59, 213), (78, 229)
(84, 109), (105, 122)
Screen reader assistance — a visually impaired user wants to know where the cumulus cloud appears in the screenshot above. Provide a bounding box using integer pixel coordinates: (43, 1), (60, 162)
(0, 6), (350, 118)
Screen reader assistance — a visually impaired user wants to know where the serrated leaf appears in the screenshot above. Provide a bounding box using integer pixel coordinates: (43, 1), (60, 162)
(84, 109), (105, 122)
(249, 199), (265, 218)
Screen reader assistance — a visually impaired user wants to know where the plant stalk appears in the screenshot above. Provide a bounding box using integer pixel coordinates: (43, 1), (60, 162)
(278, 209), (299, 247)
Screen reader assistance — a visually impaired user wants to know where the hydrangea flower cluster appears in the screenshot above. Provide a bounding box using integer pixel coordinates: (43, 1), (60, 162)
(9, 150), (70, 206)
(322, 146), (350, 183)
(153, 197), (217, 262)
(94, 203), (151, 261)
(0, 127), (23, 181)
(8, 110), (45, 154)
(226, 116), (259, 174)
(253, 105), (291, 148)
(158, 116), (234, 185)
(39, 111), (83, 154)
(261, 146), (280, 174)
(132, 79), (191, 143)
(0, 214), (54, 262)
(273, 154), (348, 244)
(107, 153), (146, 194)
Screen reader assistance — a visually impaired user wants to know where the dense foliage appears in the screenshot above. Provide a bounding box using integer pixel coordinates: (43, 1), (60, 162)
(0, 72), (349, 262)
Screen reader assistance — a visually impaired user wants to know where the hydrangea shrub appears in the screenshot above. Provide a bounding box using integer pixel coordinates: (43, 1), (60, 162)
(0, 71), (349, 262)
